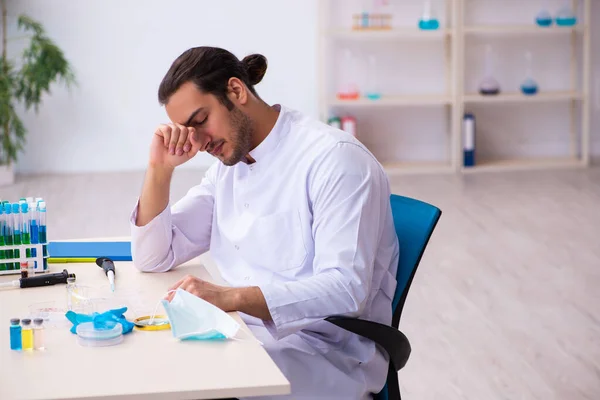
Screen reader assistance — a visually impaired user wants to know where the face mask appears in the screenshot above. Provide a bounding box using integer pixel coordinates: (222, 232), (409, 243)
(160, 288), (240, 341)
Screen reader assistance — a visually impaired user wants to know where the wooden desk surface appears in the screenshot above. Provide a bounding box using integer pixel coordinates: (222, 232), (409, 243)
(0, 254), (290, 400)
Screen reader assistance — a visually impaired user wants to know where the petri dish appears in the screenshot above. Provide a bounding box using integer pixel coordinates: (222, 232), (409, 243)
(133, 315), (171, 331)
(76, 321), (123, 347)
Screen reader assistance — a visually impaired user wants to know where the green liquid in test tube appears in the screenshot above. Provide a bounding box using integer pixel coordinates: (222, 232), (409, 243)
(4, 203), (14, 270)
(21, 202), (31, 259)
(29, 202), (38, 271)
(39, 202), (47, 270)
(12, 204), (22, 268)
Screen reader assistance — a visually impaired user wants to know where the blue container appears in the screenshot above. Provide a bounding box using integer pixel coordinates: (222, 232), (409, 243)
(365, 92), (382, 100)
(418, 19), (439, 30)
(10, 319), (22, 350)
(556, 17), (577, 26)
(536, 18), (553, 27)
(521, 78), (539, 95)
(535, 9), (553, 27)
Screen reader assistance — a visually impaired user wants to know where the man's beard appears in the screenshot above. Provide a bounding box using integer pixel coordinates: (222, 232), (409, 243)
(222, 106), (253, 166)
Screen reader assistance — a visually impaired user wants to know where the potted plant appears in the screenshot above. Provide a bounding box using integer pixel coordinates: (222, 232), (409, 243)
(0, 0), (75, 185)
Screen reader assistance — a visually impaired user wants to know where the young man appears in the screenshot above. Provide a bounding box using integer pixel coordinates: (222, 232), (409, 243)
(130, 46), (399, 400)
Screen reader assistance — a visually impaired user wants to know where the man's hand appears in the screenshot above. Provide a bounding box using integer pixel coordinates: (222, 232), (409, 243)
(166, 275), (273, 321)
(166, 275), (237, 311)
(150, 124), (202, 169)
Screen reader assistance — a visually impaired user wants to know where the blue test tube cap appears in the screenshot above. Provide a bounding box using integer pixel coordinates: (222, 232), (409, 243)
(4, 203), (11, 214)
(21, 202), (29, 213)
(12, 203), (19, 213)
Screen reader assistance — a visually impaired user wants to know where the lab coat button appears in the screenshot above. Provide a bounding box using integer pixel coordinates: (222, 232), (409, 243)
(244, 203), (249, 208)
(235, 245), (239, 250)
(244, 276), (250, 281)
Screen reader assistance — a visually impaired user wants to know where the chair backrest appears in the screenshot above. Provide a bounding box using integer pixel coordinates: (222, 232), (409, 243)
(389, 194), (441, 327)
(376, 195), (441, 400)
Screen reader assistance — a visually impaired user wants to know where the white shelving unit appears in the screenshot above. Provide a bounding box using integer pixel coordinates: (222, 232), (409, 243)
(318, 0), (592, 175)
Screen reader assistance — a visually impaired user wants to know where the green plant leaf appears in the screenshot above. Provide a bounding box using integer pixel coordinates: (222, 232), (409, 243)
(1, 12), (76, 164)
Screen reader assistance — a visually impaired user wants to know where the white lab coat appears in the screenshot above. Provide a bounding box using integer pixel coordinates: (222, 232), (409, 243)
(130, 105), (399, 400)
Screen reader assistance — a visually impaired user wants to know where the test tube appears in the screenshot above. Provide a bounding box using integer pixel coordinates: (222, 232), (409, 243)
(20, 202), (33, 276)
(0, 206), (5, 271)
(29, 202), (39, 271)
(4, 204), (14, 270)
(39, 202), (47, 270)
(20, 203), (31, 256)
(12, 203), (22, 270)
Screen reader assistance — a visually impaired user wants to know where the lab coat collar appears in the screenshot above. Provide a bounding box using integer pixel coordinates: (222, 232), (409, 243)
(248, 104), (289, 163)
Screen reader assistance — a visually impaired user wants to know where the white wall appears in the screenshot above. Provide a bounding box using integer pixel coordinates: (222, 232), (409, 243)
(7, 0), (319, 173)
(5, 0), (600, 173)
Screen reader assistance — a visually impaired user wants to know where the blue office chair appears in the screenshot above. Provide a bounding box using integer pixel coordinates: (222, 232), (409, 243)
(326, 194), (442, 400)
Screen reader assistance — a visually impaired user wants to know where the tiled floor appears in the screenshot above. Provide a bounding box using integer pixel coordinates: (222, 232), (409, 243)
(2, 166), (600, 399)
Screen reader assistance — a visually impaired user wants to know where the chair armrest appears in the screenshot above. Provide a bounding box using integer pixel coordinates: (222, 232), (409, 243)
(325, 316), (411, 371)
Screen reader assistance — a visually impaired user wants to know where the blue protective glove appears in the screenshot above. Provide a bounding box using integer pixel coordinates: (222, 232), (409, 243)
(65, 307), (135, 335)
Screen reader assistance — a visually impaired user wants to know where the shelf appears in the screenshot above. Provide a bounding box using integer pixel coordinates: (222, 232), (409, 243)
(383, 161), (454, 176)
(463, 91), (581, 104)
(461, 157), (583, 173)
(330, 94), (452, 107)
(463, 25), (584, 35)
(326, 28), (452, 40)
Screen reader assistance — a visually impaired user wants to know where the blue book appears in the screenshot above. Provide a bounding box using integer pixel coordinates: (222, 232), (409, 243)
(48, 241), (132, 261)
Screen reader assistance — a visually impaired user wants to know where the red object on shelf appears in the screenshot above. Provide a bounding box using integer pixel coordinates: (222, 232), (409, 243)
(337, 92), (360, 100)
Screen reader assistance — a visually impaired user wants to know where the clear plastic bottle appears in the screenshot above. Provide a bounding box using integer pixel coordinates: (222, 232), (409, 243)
(21, 318), (33, 351)
(10, 318), (22, 351)
(33, 318), (45, 350)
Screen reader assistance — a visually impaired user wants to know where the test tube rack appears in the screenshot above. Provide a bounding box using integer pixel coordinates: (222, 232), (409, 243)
(0, 243), (48, 276)
(352, 13), (392, 30)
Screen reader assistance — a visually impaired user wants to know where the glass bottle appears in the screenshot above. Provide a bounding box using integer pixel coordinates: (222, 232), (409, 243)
(21, 318), (33, 351)
(364, 55), (382, 100)
(535, 0), (553, 27)
(520, 51), (539, 95)
(555, 0), (577, 27)
(10, 318), (22, 351)
(66, 276), (77, 311)
(418, 0), (440, 30)
(337, 49), (360, 101)
(479, 45), (501, 96)
(33, 318), (45, 350)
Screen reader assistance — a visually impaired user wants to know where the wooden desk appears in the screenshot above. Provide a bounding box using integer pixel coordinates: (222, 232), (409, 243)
(0, 255), (290, 400)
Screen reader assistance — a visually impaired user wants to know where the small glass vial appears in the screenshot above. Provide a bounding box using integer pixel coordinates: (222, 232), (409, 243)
(66, 276), (77, 311)
(21, 318), (34, 351)
(33, 318), (45, 350)
(10, 318), (22, 351)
